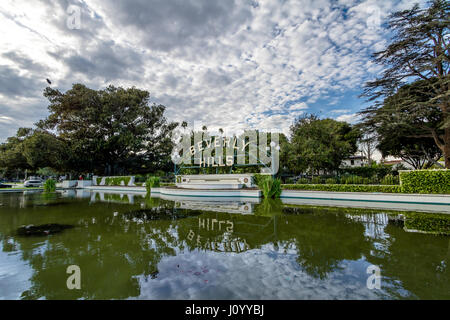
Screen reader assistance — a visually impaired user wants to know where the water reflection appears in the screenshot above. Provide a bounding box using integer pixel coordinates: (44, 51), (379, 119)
(0, 191), (449, 299)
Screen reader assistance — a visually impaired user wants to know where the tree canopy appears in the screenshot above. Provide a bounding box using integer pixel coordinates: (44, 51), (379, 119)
(287, 114), (360, 174)
(360, 79), (444, 168)
(361, 0), (450, 167)
(35, 84), (178, 175)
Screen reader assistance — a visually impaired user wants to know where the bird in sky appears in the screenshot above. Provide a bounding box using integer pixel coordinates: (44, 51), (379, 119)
(46, 78), (52, 85)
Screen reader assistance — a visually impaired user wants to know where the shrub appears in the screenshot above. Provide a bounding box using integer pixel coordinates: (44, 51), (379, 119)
(370, 176), (379, 184)
(96, 177), (102, 185)
(103, 176), (132, 186)
(43, 179), (56, 192)
(340, 164), (393, 178)
(260, 177), (282, 198)
(146, 176), (160, 193)
(380, 174), (399, 185)
(296, 178), (310, 184)
(400, 170), (450, 194)
(311, 176), (322, 184)
(282, 184), (402, 193)
(325, 178), (336, 184)
(341, 175), (364, 185)
(254, 175), (282, 198)
(252, 174), (268, 187)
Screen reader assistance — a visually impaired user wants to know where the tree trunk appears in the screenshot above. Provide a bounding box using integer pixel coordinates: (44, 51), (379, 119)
(445, 127), (450, 169)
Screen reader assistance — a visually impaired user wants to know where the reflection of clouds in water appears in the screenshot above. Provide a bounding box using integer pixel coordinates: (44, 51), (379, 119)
(0, 243), (33, 299)
(135, 244), (395, 300)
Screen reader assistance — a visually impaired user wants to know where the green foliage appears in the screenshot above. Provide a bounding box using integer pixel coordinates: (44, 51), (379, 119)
(43, 179), (56, 192)
(339, 163), (393, 178)
(380, 174), (399, 185)
(103, 176), (131, 186)
(254, 174), (282, 198)
(37, 167), (59, 177)
(287, 114), (360, 173)
(261, 177), (282, 199)
(252, 174), (267, 187)
(400, 170), (450, 194)
(145, 176), (161, 193)
(0, 128), (68, 173)
(38, 84), (178, 175)
(295, 174), (398, 185)
(96, 177), (102, 185)
(283, 184), (402, 193)
(360, 0), (449, 168)
(341, 175), (364, 185)
(311, 176), (322, 184)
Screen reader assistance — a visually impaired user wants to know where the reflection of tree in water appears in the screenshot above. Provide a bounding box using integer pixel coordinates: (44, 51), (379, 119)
(279, 209), (371, 280)
(178, 200), (373, 280)
(1, 192), (449, 299)
(367, 223), (450, 299)
(0, 195), (198, 299)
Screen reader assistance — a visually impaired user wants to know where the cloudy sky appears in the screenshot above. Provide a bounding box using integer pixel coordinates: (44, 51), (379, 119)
(0, 0), (426, 141)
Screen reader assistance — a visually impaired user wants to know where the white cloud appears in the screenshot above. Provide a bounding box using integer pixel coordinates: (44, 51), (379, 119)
(0, 0), (429, 140)
(336, 113), (361, 123)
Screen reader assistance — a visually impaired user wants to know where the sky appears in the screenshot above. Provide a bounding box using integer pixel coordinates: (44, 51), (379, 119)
(0, 0), (427, 141)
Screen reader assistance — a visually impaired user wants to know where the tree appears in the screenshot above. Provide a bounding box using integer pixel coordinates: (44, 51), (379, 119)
(361, 0), (450, 167)
(0, 128), (68, 173)
(361, 80), (443, 169)
(0, 128), (31, 175)
(38, 84), (178, 175)
(359, 134), (376, 164)
(288, 114), (360, 174)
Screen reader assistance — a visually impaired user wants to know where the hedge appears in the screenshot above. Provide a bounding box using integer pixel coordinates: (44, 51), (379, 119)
(282, 184), (403, 193)
(400, 170), (450, 194)
(103, 176), (132, 186)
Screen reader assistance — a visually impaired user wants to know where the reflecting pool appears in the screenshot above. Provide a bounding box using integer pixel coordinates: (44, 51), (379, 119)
(0, 191), (449, 299)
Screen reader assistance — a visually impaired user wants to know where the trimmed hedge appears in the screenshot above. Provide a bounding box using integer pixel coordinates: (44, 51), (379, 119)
(400, 170), (450, 194)
(104, 176), (131, 186)
(282, 184), (403, 193)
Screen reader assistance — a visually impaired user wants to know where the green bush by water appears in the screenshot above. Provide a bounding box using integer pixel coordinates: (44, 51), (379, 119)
(253, 174), (282, 198)
(400, 170), (450, 194)
(146, 176), (160, 193)
(43, 179), (56, 192)
(104, 176), (131, 186)
(294, 174), (399, 185)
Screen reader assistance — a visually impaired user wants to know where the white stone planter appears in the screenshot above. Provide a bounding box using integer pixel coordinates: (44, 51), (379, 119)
(76, 180), (92, 188)
(62, 180), (78, 188)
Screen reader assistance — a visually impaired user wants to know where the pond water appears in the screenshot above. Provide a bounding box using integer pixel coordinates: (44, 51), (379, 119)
(0, 190), (449, 300)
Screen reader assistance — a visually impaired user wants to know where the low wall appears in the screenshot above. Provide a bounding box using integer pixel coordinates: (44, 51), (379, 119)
(62, 180), (78, 188)
(280, 190), (450, 213)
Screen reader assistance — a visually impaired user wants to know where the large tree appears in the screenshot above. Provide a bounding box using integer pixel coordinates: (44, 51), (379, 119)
(361, 79), (443, 168)
(38, 84), (178, 175)
(0, 128), (68, 173)
(361, 0), (450, 167)
(288, 114), (360, 174)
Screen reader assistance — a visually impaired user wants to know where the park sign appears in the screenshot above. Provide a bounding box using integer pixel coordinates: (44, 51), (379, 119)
(171, 130), (280, 174)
